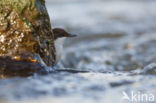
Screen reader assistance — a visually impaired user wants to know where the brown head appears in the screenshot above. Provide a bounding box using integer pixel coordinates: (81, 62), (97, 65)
(53, 28), (77, 40)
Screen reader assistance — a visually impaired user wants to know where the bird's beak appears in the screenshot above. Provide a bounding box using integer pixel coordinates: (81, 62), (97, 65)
(68, 34), (77, 37)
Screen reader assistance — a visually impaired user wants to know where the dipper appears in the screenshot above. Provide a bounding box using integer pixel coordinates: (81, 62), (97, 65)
(53, 28), (76, 63)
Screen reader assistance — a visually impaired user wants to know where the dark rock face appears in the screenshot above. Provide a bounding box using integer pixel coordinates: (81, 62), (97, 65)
(0, 57), (45, 78)
(0, 0), (56, 77)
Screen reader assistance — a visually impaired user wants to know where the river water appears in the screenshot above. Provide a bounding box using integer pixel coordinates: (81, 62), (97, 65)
(0, 0), (156, 103)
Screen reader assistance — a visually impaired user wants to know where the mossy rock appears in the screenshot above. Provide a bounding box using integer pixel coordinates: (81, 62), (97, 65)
(0, 0), (56, 77)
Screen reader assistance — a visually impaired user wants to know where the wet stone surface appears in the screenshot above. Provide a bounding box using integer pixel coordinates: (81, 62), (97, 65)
(0, 0), (156, 103)
(0, 0), (56, 77)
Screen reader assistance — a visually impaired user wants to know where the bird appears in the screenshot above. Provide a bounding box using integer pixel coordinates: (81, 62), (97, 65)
(53, 28), (77, 63)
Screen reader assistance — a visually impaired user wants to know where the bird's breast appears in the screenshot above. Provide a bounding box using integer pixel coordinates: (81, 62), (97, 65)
(54, 37), (66, 63)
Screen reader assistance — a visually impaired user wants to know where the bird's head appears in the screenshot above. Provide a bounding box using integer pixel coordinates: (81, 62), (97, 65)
(53, 28), (77, 40)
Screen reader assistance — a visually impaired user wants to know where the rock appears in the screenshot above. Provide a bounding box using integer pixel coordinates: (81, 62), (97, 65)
(141, 63), (156, 75)
(0, 0), (56, 77)
(0, 56), (45, 78)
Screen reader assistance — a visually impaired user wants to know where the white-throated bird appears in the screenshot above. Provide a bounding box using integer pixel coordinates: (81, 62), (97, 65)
(53, 28), (77, 63)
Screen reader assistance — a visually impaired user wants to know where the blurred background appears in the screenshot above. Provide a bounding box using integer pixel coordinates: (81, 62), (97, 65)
(46, 0), (156, 71)
(0, 0), (156, 103)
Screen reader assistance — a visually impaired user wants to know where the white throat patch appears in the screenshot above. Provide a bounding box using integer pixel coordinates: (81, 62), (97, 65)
(55, 37), (66, 63)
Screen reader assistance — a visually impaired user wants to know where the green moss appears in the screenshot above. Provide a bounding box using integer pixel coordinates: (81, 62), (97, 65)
(0, 0), (44, 13)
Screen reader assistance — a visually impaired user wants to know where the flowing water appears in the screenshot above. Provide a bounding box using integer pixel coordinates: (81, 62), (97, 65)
(0, 0), (156, 103)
